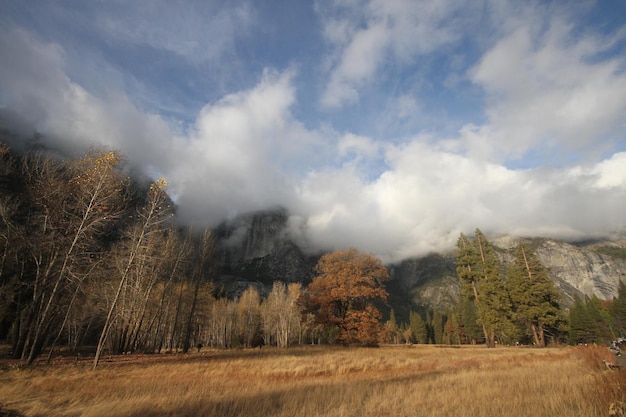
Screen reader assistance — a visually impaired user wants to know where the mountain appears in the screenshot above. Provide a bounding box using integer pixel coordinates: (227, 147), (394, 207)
(214, 209), (626, 314)
(214, 208), (317, 297)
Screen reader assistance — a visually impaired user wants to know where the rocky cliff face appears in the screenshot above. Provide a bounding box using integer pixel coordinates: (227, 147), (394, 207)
(214, 208), (316, 296)
(495, 236), (626, 304)
(214, 209), (626, 311)
(391, 235), (626, 311)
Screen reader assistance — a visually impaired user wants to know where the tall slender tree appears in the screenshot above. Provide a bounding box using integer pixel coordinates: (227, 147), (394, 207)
(473, 229), (516, 345)
(93, 178), (172, 369)
(610, 280), (626, 336)
(456, 231), (491, 346)
(456, 230), (515, 347)
(182, 227), (216, 353)
(20, 150), (128, 364)
(507, 243), (565, 346)
(237, 286), (261, 347)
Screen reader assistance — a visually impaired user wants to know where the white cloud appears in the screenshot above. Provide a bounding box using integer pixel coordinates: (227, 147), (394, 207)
(296, 138), (626, 262)
(591, 152), (626, 189)
(94, 0), (254, 64)
(171, 69), (304, 223)
(467, 15), (626, 162)
(1, 9), (625, 265)
(319, 0), (465, 108)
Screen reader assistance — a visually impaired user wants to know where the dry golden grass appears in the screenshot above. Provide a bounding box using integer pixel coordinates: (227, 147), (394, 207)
(0, 344), (623, 417)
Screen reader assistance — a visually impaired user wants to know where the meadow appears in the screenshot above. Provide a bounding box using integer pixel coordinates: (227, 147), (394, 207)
(0, 344), (623, 417)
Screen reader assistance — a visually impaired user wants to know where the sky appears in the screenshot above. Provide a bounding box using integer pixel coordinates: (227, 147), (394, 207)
(1, 0), (625, 262)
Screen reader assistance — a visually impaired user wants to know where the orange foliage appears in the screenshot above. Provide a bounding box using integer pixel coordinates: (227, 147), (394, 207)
(304, 248), (390, 345)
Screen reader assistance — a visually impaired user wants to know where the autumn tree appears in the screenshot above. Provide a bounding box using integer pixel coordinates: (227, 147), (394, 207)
(303, 248), (390, 345)
(507, 243), (565, 346)
(182, 227), (216, 353)
(144, 230), (191, 353)
(93, 178), (172, 368)
(261, 281), (302, 347)
(384, 309), (401, 344)
(237, 286), (262, 347)
(17, 150), (128, 364)
(207, 297), (238, 348)
(0, 144), (25, 348)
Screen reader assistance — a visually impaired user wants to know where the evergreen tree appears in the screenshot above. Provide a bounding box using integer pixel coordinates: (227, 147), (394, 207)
(456, 229), (514, 347)
(455, 232), (490, 345)
(385, 309), (400, 344)
(586, 295), (612, 343)
(443, 313), (461, 345)
(569, 294), (613, 344)
(431, 310), (445, 344)
(473, 230), (516, 346)
(507, 243), (565, 346)
(568, 295), (595, 344)
(610, 280), (626, 336)
(409, 311), (428, 344)
(457, 297), (483, 344)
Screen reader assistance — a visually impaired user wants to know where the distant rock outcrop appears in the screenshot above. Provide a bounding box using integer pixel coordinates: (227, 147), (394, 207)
(214, 208), (316, 297)
(391, 236), (626, 310)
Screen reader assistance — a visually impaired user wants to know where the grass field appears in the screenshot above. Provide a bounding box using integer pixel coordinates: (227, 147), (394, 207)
(0, 344), (624, 417)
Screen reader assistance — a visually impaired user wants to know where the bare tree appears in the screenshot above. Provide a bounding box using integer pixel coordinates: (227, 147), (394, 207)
(17, 150), (128, 364)
(93, 178), (172, 369)
(237, 286), (261, 347)
(262, 282), (303, 347)
(182, 227), (216, 353)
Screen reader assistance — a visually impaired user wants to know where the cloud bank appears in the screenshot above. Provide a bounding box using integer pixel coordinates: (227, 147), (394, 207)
(1, 1), (625, 262)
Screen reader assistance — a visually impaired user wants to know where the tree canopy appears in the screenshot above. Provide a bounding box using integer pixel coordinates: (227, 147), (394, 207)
(507, 243), (565, 346)
(456, 229), (514, 347)
(303, 248), (391, 345)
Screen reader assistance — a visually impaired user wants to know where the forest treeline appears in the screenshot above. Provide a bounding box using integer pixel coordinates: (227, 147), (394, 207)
(0, 145), (625, 368)
(385, 230), (626, 347)
(0, 145), (393, 367)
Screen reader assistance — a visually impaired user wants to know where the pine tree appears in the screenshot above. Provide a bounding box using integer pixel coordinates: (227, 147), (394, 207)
(409, 311), (428, 344)
(456, 232), (490, 345)
(456, 229), (514, 347)
(586, 295), (612, 343)
(569, 294), (613, 344)
(610, 280), (626, 336)
(473, 229), (516, 346)
(507, 243), (565, 346)
(569, 295), (594, 344)
(457, 297), (483, 344)
(443, 313), (461, 345)
(432, 310), (445, 344)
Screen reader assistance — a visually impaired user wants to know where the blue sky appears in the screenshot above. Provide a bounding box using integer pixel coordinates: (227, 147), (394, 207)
(1, 0), (625, 260)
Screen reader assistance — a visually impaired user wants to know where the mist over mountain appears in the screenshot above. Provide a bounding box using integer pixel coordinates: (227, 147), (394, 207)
(211, 207), (626, 314)
(0, 124), (624, 317)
